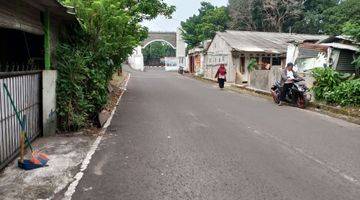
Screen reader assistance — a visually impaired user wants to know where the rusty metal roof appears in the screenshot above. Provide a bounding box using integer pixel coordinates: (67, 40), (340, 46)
(217, 31), (328, 54)
(320, 43), (359, 52)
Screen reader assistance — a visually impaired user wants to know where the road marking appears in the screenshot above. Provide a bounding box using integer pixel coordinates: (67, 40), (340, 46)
(250, 128), (360, 186)
(62, 74), (131, 200)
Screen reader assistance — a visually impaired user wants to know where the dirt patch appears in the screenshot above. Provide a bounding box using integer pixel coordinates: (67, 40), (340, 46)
(107, 73), (126, 110)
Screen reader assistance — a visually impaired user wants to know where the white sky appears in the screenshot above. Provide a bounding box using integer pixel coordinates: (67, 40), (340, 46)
(141, 0), (228, 32)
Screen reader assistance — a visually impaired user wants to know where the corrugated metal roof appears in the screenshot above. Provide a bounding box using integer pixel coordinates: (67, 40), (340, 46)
(320, 43), (359, 52)
(217, 31), (328, 54)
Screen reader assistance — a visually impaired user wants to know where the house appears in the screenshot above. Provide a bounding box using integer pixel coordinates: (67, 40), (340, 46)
(204, 31), (328, 83)
(0, 0), (78, 170)
(188, 47), (205, 74)
(287, 36), (360, 74)
(187, 40), (211, 74)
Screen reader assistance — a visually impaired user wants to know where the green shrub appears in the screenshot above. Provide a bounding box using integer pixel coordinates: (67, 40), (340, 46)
(311, 67), (360, 107)
(325, 79), (360, 106)
(56, 43), (110, 131)
(311, 67), (342, 100)
(247, 58), (258, 72)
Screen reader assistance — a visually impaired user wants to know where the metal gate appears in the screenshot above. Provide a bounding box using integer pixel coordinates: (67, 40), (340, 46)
(0, 71), (42, 170)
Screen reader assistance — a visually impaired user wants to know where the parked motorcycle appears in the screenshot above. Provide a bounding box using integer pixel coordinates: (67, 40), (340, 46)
(178, 66), (184, 74)
(270, 78), (310, 109)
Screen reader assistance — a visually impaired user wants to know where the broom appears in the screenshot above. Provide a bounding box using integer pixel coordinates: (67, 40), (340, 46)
(3, 83), (49, 166)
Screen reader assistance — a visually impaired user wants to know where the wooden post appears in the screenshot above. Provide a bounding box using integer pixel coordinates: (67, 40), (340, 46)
(44, 10), (51, 70)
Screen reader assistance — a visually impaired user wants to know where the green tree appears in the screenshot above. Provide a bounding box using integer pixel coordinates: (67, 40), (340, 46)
(291, 0), (339, 34)
(228, 0), (304, 32)
(322, 0), (360, 35)
(228, 0), (254, 30)
(181, 2), (229, 48)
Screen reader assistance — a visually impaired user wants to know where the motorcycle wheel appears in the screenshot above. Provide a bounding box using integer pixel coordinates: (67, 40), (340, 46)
(271, 90), (280, 104)
(297, 96), (306, 109)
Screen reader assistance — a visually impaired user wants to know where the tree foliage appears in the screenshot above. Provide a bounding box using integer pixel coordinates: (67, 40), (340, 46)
(228, 0), (305, 32)
(227, 0), (360, 34)
(322, 0), (360, 35)
(181, 2), (230, 48)
(57, 0), (175, 131)
(291, 0), (339, 34)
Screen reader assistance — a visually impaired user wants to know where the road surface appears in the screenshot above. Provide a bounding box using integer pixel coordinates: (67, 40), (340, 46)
(71, 69), (360, 200)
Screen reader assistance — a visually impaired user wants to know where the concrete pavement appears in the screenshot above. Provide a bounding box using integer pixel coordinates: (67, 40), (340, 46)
(69, 69), (360, 200)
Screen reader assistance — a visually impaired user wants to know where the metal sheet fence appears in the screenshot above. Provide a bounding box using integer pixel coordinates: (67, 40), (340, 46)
(0, 72), (42, 169)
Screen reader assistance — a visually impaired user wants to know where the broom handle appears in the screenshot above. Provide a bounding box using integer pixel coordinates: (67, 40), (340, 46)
(22, 115), (34, 152)
(3, 83), (34, 152)
(3, 83), (23, 127)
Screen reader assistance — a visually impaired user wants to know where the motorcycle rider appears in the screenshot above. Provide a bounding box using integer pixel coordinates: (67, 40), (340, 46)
(278, 62), (299, 106)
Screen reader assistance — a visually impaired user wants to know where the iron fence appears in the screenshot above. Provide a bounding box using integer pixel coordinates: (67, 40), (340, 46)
(0, 71), (42, 170)
(0, 62), (42, 72)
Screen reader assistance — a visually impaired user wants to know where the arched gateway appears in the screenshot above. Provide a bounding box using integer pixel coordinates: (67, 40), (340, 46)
(128, 31), (186, 71)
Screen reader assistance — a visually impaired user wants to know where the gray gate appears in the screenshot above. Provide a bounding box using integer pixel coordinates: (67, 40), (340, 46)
(0, 71), (42, 170)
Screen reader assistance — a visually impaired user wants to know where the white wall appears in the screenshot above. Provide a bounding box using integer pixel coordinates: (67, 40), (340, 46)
(176, 29), (187, 68)
(43, 70), (57, 136)
(286, 43), (298, 64)
(286, 43), (328, 72)
(128, 46), (144, 71)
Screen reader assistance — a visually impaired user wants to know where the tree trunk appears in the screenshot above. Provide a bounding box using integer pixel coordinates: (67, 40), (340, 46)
(278, 22), (283, 33)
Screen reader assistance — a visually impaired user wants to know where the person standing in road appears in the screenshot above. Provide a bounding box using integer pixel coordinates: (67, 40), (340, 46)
(215, 64), (227, 89)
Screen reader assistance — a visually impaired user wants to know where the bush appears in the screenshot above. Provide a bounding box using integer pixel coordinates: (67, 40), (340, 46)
(247, 58), (258, 72)
(325, 79), (360, 106)
(311, 67), (360, 107)
(56, 43), (114, 131)
(311, 67), (342, 100)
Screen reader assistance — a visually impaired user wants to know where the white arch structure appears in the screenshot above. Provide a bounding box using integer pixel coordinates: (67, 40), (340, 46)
(128, 30), (186, 71)
(142, 39), (176, 49)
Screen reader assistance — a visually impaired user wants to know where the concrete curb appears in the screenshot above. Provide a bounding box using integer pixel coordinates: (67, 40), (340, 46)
(190, 75), (360, 125)
(63, 74), (131, 200)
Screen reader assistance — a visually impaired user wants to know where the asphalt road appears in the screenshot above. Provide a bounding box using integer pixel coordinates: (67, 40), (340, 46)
(71, 69), (360, 200)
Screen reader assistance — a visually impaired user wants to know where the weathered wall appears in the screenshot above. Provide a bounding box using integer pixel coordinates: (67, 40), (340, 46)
(249, 70), (271, 91)
(42, 70), (57, 136)
(0, 0), (44, 35)
(204, 35), (234, 82)
(286, 43), (298, 64)
(176, 29), (186, 68)
(249, 67), (315, 97)
(249, 67), (283, 92)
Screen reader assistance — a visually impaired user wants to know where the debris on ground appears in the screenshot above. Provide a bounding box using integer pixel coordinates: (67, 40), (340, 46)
(0, 135), (96, 200)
